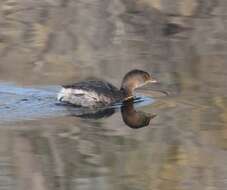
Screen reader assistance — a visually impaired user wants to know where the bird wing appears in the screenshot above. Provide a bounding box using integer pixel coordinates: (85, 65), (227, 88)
(63, 80), (120, 97)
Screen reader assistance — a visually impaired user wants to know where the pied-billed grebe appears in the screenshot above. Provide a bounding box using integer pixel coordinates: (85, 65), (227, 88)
(57, 69), (157, 107)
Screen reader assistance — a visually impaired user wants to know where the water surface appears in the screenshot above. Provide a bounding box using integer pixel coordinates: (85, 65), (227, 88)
(0, 0), (227, 190)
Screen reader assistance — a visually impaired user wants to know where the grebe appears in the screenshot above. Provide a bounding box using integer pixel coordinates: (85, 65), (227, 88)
(57, 69), (157, 107)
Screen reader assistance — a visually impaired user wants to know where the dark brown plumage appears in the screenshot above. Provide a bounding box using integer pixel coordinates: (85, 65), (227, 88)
(57, 69), (157, 107)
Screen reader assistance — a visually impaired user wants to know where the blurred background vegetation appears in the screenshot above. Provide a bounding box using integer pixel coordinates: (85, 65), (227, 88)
(0, 0), (227, 190)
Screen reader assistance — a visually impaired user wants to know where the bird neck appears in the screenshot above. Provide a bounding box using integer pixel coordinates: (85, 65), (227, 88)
(120, 87), (134, 100)
(121, 78), (139, 100)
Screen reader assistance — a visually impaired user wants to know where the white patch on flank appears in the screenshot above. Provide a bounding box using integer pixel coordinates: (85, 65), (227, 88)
(57, 88), (111, 107)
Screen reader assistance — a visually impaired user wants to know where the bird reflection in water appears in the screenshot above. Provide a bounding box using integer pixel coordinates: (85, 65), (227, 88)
(121, 99), (156, 129)
(64, 97), (156, 129)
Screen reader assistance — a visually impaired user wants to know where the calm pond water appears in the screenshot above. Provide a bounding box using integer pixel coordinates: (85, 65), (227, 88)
(0, 0), (227, 190)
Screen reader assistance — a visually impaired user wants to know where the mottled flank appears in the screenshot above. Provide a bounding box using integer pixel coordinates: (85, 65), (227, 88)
(58, 80), (123, 107)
